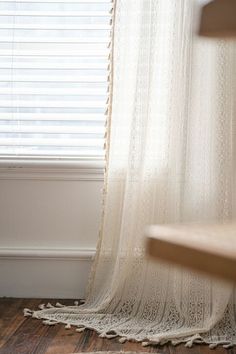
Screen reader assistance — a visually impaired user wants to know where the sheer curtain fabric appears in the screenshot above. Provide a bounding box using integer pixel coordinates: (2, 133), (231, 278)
(28, 0), (236, 347)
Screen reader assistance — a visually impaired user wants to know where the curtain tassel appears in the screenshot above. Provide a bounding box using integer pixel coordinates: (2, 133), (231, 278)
(38, 304), (45, 310)
(76, 327), (85, 333)
(23, 308), (33, 317)
(46, 303), (54, 308)
(43, 320), (58, 326)
(141, 341), (150, 347)
(223, 343), (234, 349)
(209, 343), (218, 349)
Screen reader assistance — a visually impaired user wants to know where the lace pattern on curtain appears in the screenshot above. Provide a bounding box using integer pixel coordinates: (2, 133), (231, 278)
(25, 0), (236, 348)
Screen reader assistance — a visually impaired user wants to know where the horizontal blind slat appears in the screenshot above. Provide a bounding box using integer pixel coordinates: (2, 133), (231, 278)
(0, 125), (104, 134)
(0, 100), (106, 108)
(0, 137), (103, 147)
(0, 64), (108, 69)
(0, 37), (109, 44)
(0, 149), (105, 158)
(0, 11), (110, 16)
(0, 75), (108, 82)
(0, 50), (109, 56)
(0, 24), (111, 30)
(2, 0), (112, 3)
(0, 113), (105, 121)
(0, 88), (107, 94)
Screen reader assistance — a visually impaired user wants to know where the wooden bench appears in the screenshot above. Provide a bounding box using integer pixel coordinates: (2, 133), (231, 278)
(146, 222), (236, 282)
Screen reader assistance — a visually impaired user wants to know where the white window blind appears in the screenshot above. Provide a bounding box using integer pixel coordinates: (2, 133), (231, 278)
(0, 0), (113, 159)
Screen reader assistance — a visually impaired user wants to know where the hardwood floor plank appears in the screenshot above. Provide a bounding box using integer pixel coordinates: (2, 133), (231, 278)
(44, 325), (81, 354)
(73, 329), (123, 353)
(169, 343), (201, 354)
(0, 314), (49, 353)
(0, 298), (27, 349)
(122, 341), (169, 354)
(0, 298), (19, 336)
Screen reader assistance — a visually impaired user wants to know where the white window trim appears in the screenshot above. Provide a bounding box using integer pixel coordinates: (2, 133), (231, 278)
(0, 157), (104, 181)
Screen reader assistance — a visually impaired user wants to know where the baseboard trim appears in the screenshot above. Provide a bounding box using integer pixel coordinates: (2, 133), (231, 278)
(0, 247), (96, 260)
(0, 248), (95, 298)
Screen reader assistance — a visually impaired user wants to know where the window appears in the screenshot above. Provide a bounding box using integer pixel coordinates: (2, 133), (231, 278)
(0, 0), (112, 160)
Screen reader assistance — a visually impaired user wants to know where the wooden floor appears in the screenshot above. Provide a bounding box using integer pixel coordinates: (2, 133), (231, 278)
(0, 299), (235, 354)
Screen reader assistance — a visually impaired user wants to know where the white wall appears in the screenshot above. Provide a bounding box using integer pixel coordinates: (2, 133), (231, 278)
(0, 161), (103, 298)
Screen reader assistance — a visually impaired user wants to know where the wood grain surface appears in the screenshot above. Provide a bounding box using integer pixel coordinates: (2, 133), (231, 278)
(0, 298), (234, 354)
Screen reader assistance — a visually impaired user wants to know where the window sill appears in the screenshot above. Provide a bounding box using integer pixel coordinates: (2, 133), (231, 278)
(0, 157), (105, 181)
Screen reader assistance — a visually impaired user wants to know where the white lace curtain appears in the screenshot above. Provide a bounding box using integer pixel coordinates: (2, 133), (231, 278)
(28, 0), (236, 347)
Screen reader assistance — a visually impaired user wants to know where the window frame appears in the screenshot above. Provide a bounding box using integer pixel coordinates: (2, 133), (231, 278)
(0, 156), (105, 180)
(0, 0), (113, 172)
